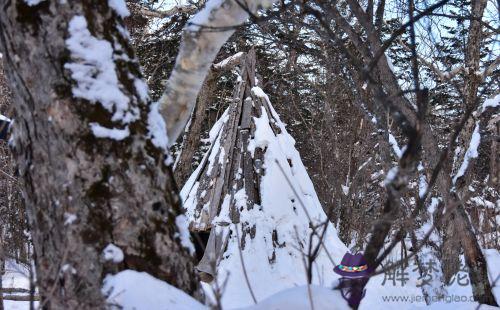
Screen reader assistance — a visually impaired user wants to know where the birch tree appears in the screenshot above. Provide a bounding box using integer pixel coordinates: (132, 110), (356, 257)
(0, 1), (199, 307)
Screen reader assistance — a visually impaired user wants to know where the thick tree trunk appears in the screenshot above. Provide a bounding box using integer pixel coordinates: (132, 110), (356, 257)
(0, 1), (199, 308)
(0, 242), (4, 310)
(442, 0), (496, 304)
(455, 203), (498, 305)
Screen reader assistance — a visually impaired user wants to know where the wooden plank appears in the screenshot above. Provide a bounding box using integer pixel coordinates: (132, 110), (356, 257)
(246, 48), (256, 88)
(207, 80), (245, 223)
(190, 56), (249, 230)
(2, 295), (40, 302)
(1, 288), (30, 294)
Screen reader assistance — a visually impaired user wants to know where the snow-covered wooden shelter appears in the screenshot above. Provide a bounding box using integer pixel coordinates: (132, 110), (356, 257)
(180, 50), (347, 307)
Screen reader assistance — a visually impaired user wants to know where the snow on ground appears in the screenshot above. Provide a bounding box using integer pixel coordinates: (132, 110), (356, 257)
(3, 300), (31, 310)
(102, 270), (206, 310)
(96, 253), (500, 309)
(485, 249), (500, 303)
(101, 271), (351, 310)
(2, 260), (37, 310)
(4, 249), (500, 310)
(240, 285), (350, 310)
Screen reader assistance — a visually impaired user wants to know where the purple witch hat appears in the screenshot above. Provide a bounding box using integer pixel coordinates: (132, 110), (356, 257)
(334, 252), (372, 278)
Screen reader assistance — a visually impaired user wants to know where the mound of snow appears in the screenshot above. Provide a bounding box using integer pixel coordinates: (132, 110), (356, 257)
(240, 285), (350, 310)
(102, 270), (206, 310)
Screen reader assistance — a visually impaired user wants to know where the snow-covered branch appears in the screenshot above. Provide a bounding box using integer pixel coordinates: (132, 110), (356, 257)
(212, 51), (245, 72)
(158, 0), (276, 144)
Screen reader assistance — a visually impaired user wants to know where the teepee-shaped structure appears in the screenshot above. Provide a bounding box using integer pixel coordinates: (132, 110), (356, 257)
(180, 50), (347, 307)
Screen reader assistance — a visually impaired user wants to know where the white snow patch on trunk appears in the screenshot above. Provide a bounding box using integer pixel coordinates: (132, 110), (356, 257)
(482, 93), (499, 112)
(108, 0), (130, 17)
(388, 133), (403, 158)
(134, 78), (149, 102)
(175, 214), (195, 255)
(147, 102), (169, 151)
(90, 123), (130, 140)
(0, 114), (11, 122)
(384, 166), (399, 185)
(453, 123), (480, 184)
(418, 163), (428, 198)
(65, 16), (139, 126)
(103, 243), (124, 263)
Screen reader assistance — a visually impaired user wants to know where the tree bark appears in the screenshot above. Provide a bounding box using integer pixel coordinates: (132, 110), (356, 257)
(443, 0), (496, 304)
(174, 70), (217, 186)
(174, 52), (246, 186)
(0, 242), (4, 310)
(0, 1), (199, 308)
(455, 203), (498, 305)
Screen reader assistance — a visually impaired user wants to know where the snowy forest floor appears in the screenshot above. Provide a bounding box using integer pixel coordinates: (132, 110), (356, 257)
(3, 249), (499, 309)
(2, 261), (37, 310)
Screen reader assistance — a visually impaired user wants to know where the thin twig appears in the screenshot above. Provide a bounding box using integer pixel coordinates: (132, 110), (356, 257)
(293, 227), (315, 310)
(234, 223), (257, 304)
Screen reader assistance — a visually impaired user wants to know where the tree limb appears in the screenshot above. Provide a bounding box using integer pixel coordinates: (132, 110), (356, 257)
(128, 2), (198, 19)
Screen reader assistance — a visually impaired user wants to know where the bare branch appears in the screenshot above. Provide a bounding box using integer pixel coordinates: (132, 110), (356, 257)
(396, 38), (463, 82)
(481, 55), (500, 81)
(234, 223), (258, 304)
(128, 2), (199, 19)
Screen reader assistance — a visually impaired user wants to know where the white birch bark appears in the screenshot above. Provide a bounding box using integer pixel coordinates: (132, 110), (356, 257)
(159, 0), (276, 144)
